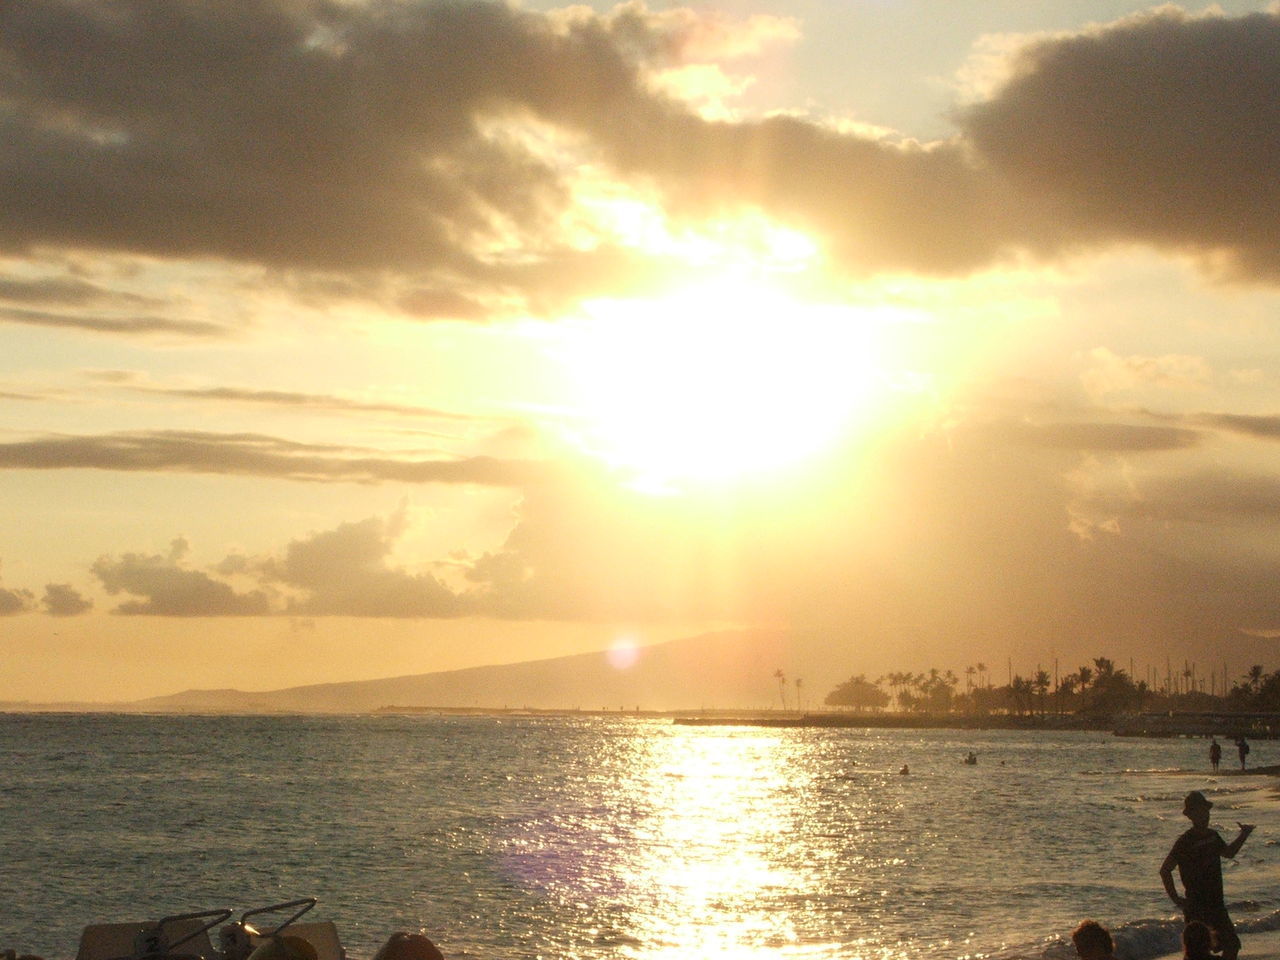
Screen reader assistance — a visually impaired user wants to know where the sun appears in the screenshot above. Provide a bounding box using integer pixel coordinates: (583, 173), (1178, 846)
(550, 275), (902, 490)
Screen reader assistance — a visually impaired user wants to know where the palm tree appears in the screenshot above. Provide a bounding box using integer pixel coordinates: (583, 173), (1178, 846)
(794, 677), (804, 713)
(976, 662), (988, 689)
(884, 671), (903, 710)
(1009, 675), (1035, 715)
(774, 669), (787, 710)
(965, 665), (976, 693)
(1032, 669), (1052, 714)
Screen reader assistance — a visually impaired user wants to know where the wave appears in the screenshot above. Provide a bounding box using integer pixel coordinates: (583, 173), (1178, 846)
(976, 907), (1280, 960)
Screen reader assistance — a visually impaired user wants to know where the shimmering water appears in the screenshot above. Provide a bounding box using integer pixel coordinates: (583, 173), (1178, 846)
(3, 714), (1279, 960)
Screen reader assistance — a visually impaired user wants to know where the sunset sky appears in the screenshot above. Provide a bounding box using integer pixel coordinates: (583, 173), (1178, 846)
(5, 0), (1280, 702)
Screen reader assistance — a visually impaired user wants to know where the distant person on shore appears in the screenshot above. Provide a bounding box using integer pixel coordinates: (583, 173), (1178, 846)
(1210, 738), (1221, 773)
(1182, 920), (1214, 960)
(1071, 920), (1117, 960)
(1237, 737), (1249, 771)
(1159, 790), (1255, 960)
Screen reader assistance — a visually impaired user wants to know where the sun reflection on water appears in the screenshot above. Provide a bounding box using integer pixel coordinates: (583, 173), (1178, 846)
(614, 729), (824, 960)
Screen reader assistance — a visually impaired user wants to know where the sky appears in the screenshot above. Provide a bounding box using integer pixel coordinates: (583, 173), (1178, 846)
(4, 0), (1280, 703)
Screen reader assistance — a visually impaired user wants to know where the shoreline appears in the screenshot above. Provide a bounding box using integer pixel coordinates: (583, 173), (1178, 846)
(670, 710), (1280, 739)
(6, 705), (1280, 742)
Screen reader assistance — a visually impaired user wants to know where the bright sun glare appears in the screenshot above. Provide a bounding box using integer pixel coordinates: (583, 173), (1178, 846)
(553, 275), (901, 490)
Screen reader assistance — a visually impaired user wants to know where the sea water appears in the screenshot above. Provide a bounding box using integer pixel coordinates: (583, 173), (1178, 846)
(3, 714), (1280, 960)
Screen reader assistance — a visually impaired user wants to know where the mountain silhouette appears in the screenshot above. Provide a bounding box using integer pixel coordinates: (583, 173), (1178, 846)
(120, 629), (800, 713)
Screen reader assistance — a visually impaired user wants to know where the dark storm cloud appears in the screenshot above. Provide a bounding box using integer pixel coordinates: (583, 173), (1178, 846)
(41, 582), (92, 616)
(92, 538), (271, 615)
(0, 0), (618, 272)
(582, 109), (1007, 274)
(0, 305), (229, 337)
(0, 430), (542, 485)
(960, 7), (1280, 279)
(263, 513), (463, 617)
(587, 5), (1280, 278)
(4, 0), (1279, 299)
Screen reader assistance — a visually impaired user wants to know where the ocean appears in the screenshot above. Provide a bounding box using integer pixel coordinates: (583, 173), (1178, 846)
(3, 714), (1279, 960)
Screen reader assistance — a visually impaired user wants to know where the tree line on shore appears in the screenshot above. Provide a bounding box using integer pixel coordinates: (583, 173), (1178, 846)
(821, 659), (1280, 715)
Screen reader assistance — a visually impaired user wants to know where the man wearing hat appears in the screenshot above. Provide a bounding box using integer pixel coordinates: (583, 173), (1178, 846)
(1159, 791), (1255, 960)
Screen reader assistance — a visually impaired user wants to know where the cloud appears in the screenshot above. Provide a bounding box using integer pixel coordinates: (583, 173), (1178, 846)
(0, 0), (625, 274)
(960, 7), (1280, 279)
(462, 471), (764, 621)
(1123, 470), (1280, 526)
(1081, 347), (1212, 399)
(0, 305), (230, 337)
(981, 418), (1202, 453)
(32, 420), (1280, 655)
(396, 288), (489, 322)
(0, 584), (35, 615)
(6, 0), (1280, 295)
(92, 537), (271, 615)
(42, 582), (92, 616)
(0, 560), (36, 615)
(580, 5), (1280, 279)
(0, 274), (159, 308)
(263, 512), (463, 617)
(89, 513), (467, 617)
(0, 430), (543, 485)
(123, 383), (493, 421)
(1191, 412), (1280, 442)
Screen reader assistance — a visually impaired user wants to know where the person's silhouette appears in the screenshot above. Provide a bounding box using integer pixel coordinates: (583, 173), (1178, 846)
(1159, 791), (1254, 960)
(1071, 920), (1116, 960)
(1182, 920), (1214, 960)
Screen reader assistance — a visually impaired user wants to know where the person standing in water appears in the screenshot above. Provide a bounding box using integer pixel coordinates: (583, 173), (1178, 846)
(1159, 791), (1255, 960)
(1209, 738), (1222, 773)
(1237, 737), (1249, 770)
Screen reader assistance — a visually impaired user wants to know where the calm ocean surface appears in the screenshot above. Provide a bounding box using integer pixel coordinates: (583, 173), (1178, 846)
(4, 714), (1280, 960)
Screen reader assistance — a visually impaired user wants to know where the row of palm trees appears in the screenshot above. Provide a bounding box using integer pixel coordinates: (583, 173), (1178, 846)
(822, 657), (1149, 715)
(788, 657), (1269, 715)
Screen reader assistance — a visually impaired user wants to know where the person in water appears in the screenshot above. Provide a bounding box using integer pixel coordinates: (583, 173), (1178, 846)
(1209, 738), (1222, 773)
(1237, 737), (1250, 771)
(1182, 920), (1215, 960)
(1071, 920), (1117, 960)
(372, 933), (443, 960)
(1159, 790), (1255, 960)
